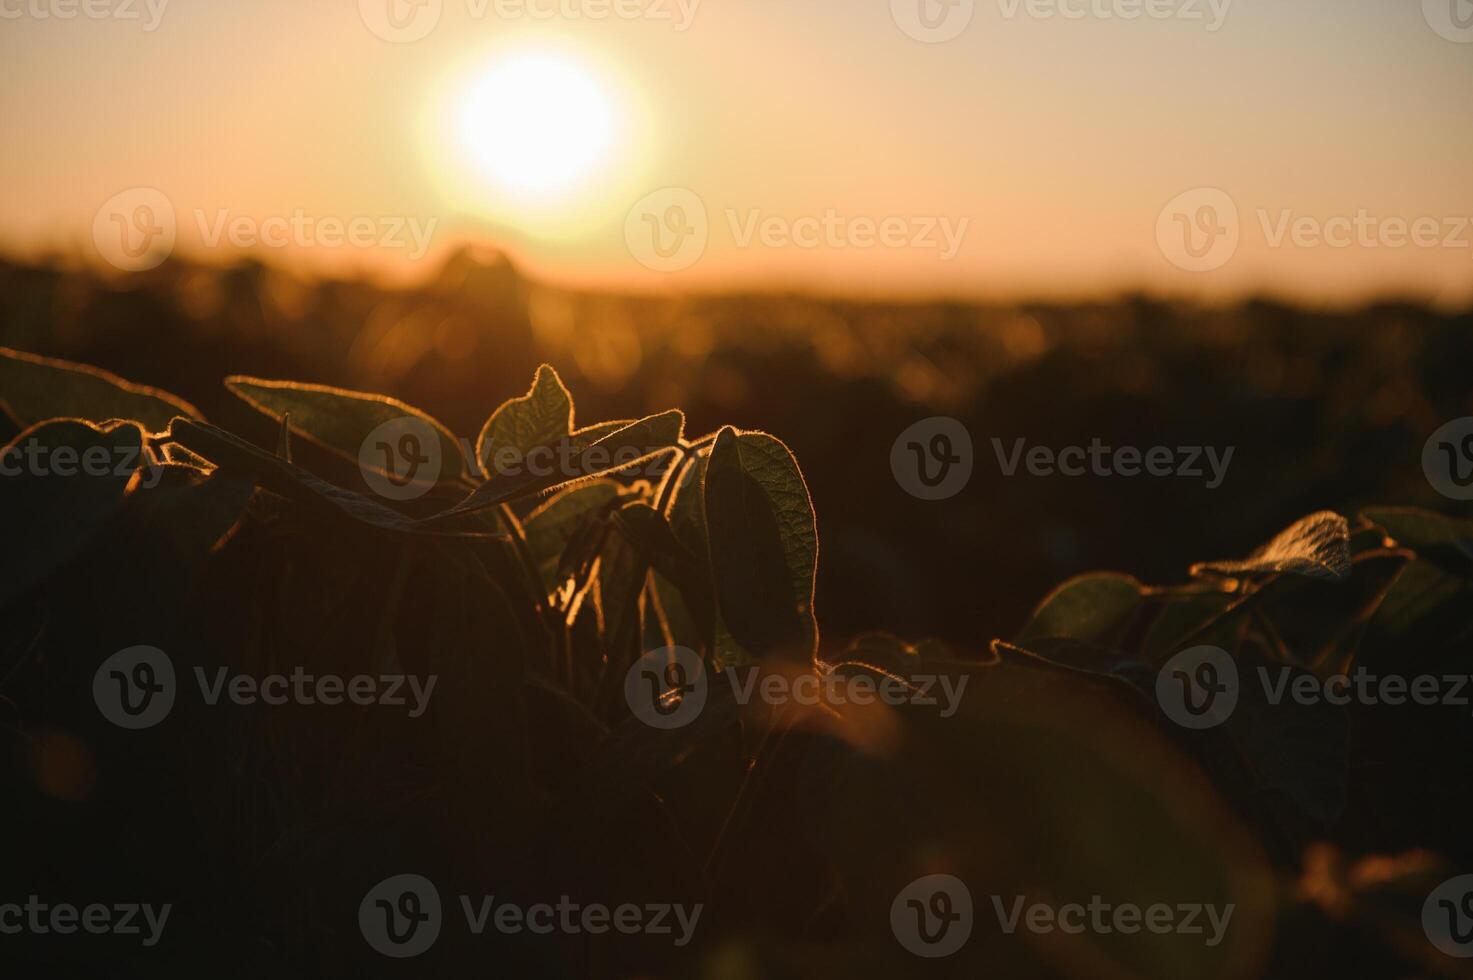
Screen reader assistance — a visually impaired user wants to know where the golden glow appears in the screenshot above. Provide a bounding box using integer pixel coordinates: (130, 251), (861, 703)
(424, 42), (649, 245)
(457, 53), (614, 200)
(4, 6), (1471, 302)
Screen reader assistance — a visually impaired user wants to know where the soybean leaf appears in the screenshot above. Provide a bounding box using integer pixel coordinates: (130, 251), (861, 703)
(475, 364), (572, 472)
(160, 442), (215, 472)
(523, 479), (624, 592)
(0, 346), (200, 432)
(570, 419), (637, 449)
(425, 410), (684, 522)
(613, 501), (718, 644)
(1355, 558), (1473, 673)
(992, 637), (1157, 709)
(225, 375), (466, 482)
(667, 451), (711, 565)
(1017, 571), (1144, 645)
(474, 365), (639, 478)
(167, 417), (496, 538)
(555, 514), (612, 595)
(1361, 506), (1473, 573)
(612, 503), (701, 585)
(1251, 549), (1410, 671)
(1192, 510), (1351, 582)
(0, 419), (145, 605)
(1141, 590), (1238, 664)
(662, 451), (722, 650)
(704, 428), (819, 666)
(595, 523), (650, 681)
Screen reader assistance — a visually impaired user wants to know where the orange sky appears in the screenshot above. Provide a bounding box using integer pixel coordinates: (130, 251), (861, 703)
(2, 0), (1471, 305)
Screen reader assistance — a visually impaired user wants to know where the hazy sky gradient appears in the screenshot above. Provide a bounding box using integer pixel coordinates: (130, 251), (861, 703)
(2, 0), (1471, 304)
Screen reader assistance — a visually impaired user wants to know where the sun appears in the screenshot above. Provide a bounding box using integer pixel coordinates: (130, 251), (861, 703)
(423, 43), (651, 241)
(456, 52), (617, 201)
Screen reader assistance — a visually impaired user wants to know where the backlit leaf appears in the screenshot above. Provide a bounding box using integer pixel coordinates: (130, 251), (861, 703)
(475, 363), (573, 475)
(523, 479), (624, 592)
(426, 410), (684, 522)
(704, 428), (819, 666)
(225, 375), (466, 482)
(1192, 511), (1351, 582)
(167, 417), (496, 537)
(1017, 571), (1144, 645)
(1141, 590), (1239, 664)
(0, 346), (199, 432)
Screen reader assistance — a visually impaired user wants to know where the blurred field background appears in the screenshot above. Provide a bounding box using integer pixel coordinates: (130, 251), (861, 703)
(4, 248), (1468, 650)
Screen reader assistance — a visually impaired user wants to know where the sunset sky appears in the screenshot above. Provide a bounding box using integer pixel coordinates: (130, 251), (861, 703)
(2, 0), (1471, 305)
